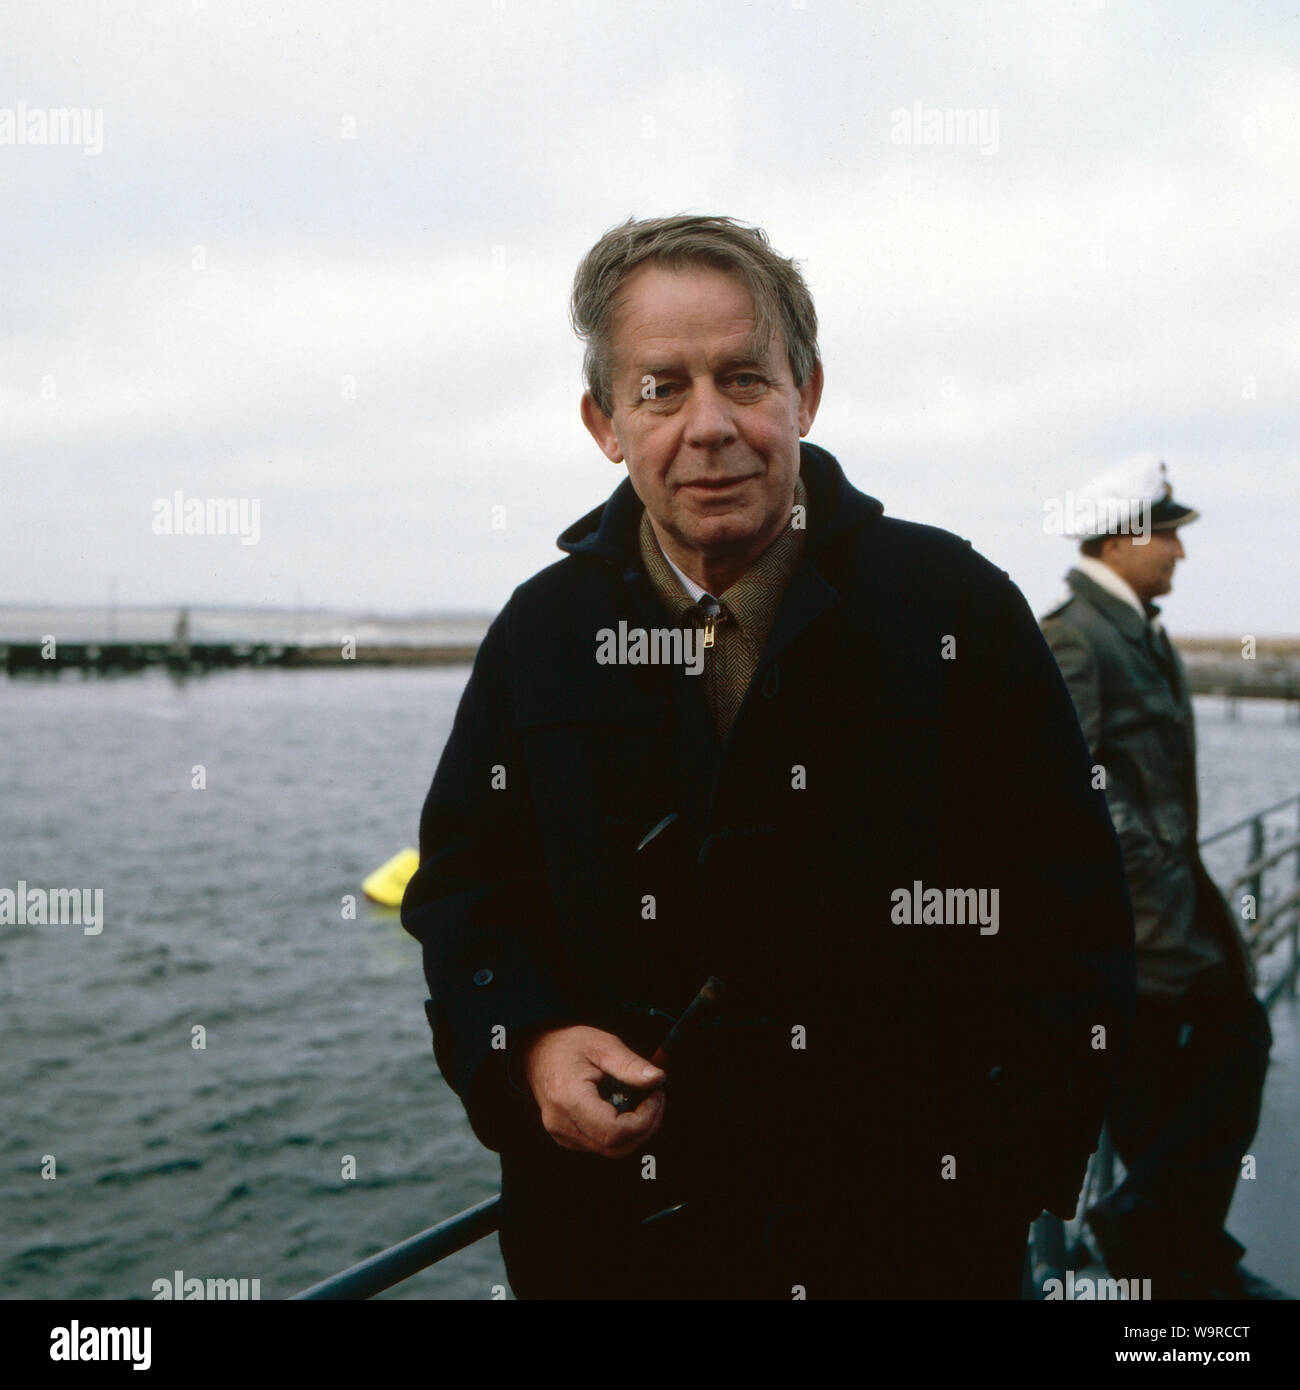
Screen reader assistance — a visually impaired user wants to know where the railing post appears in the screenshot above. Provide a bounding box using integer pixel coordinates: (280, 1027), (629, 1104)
(1291, 801), (1300, 997)
(1248, 814), (1264, 935)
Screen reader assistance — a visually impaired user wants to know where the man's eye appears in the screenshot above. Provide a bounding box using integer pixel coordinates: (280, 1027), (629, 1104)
(639, 377), (677, 401)
(731, 374), (763, 388)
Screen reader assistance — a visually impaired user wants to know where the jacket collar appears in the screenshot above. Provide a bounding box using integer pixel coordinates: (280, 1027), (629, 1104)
(1072, 555), (1147, 621)
(555, 441), (884, 572)
(1065, 566), (1157, 647)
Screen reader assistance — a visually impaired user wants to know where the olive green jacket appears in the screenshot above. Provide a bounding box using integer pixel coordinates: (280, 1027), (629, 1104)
(1041, 568), (1254, 997)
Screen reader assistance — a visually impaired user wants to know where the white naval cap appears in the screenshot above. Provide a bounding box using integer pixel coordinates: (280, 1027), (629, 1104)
(1063, 452), (1199, 538)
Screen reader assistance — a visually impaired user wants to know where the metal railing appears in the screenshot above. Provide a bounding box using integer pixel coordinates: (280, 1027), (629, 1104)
(1026, 791), (1300, 1296)
(294, 792), (1300, 1300)
(1202, 792), (1300, 1008)
(292, 1196), (500, 1300)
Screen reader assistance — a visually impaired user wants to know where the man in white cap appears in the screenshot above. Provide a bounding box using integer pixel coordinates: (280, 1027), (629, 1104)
(1041, 454), (1281, 1299)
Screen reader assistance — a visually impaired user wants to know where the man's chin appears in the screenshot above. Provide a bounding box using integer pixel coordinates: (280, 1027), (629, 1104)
(680, 520), (764, 558)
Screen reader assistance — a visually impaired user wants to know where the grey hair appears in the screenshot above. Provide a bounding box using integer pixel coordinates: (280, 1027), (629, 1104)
(570, 214), (820, 416)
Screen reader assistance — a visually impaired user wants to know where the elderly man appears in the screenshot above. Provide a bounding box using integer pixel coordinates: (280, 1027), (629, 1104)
(1040, 457), (1277, 1300)
(402, 215), (1134, 1299)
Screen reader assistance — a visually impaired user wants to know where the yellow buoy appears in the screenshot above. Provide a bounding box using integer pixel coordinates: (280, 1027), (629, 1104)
(362, 847), (420, 907)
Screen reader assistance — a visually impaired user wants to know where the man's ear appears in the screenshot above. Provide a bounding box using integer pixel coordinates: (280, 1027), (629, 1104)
(581, 392), (624, 463)
(797, 359), (825, 437)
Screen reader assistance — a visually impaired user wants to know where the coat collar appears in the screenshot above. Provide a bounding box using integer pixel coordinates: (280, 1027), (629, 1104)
(1072, 555), (1147, 621)
(1065, 566), (1156, 648)
(555, 441), (884, 573)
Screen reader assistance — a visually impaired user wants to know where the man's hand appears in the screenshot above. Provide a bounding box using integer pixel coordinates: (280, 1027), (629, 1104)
(521, 1025), (666, 1158)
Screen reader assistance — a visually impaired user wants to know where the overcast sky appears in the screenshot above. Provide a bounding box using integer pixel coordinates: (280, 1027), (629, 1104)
(3, 0), (1297, 633)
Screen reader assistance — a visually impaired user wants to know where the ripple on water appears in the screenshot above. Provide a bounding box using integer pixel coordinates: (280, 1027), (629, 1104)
(95, 1158), (204, 1187)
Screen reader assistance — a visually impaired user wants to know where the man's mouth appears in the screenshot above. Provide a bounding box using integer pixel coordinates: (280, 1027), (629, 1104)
(678, 476), (757, 492)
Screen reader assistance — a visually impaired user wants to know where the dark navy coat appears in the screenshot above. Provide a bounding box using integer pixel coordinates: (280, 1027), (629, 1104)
(402, 443), (1136, 1295)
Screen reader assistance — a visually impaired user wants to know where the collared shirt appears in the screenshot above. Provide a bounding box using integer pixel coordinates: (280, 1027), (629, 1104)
(1073, 555), (1145, 619)
(638, 477), (808, 739)
(1074, 554), (1164, 633)
(661, 547), (712, 605)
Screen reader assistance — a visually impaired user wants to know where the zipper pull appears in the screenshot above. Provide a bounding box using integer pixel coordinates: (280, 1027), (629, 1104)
(702, 600), (720, 649)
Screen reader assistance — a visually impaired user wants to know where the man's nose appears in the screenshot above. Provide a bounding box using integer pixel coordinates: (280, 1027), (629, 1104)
(682, 381), (736, 447)
(1170, 533), (1185, 559)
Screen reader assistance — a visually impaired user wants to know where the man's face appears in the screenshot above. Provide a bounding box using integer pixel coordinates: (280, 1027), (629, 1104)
(580, 263), (822, 587)
(1102, 529), (1186, 602)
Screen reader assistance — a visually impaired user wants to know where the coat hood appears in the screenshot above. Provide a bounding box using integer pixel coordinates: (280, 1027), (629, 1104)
(555, 441), (884, 568)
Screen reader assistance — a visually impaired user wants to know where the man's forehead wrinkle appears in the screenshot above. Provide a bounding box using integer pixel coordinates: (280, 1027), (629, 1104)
(613, 259), (753, 305)
(626, 335), (769, 371)
(604, 265), (791, 389)
(614, 302), (757, 346)
(612, 327), (783, 383)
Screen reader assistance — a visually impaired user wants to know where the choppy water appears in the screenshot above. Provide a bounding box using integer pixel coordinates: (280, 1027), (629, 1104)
(0, 667), (502, 1300)
(1, 668), (1296, 1300)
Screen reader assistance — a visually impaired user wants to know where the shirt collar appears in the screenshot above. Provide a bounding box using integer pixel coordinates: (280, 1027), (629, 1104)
(1073, 554), (1159, 628)
(661, 547), (713, 604)
(638, 476), (809, 635)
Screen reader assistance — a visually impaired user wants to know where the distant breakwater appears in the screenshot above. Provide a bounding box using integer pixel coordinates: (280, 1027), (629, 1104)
(1, 640), (481, 675)
(1175, 639), (1300, 707)
(4, 635), (1299, 705)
